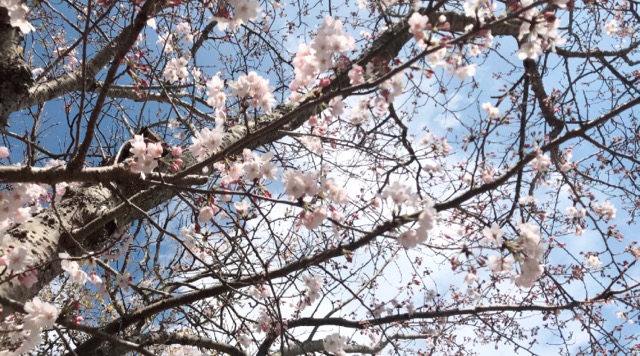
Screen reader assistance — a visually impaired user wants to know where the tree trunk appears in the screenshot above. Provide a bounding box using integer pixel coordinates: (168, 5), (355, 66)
(0, 128), (195, 318)
(0, 184), (117, 313)
(0, 8), (33, 126)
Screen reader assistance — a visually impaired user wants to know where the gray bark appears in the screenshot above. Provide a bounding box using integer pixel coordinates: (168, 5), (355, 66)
(0, 7), (33, 126)
(0, 184), (117, 312)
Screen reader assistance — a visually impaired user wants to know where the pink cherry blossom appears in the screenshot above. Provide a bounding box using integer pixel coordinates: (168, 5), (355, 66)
(323, 333), (348, 354)
(290, 44), (319, 92)
(322, 178), (349, 205)
(171, 146), (183, 156)
(23, 297), (59, 331)
(59, 253), (89, 285)
(303, 275), (323, 303)
(19, 269), (38, 288)
(381, 181), (414, 205)
(482, 102), (500, 119)
(464, 272), (479, 285)
(592, 201), (617, 220)
(604, 19), (618, 36)
(229, 72), (276, 113)
(115, 273), (130, 290)
(163, 57), (190, 83)
(199, 206), (216, 222)
(90, 272), (103, 285)
(300, 206), (327, 230)
(455, 64), (476, 80)
(0, 246), (32, 272)
(530, 151), (551, 173)
(584, 255), (601, 269)
(488, 256), (515, 274)
(397, 229), (420, 248)
(282, 170), (319, 199)
(348, 64), (364, 85)
(482, 223), (503, 247)
(234, 199), (250, 215)
(206, 74), (227, 109)
(408, 12), (429, 41)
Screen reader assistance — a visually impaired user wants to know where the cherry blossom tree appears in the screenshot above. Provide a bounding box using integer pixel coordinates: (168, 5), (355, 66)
(0, 0), (639, 354)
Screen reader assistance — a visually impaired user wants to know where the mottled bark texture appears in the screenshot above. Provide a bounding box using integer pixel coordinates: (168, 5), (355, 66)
(0, 7), (33, 126)
(0, 145), (196, 317)
(0, 185), (117, 312)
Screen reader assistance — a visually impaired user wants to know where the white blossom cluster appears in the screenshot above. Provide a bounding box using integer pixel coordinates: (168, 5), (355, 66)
(516, 0), (566, 60)
(482, 221), (546, 286)
(289, 16), (355, 97)
(0, 0), (34, 33)
(128, 134), (164, 178)
(0, 298), (59, 354)
(323, 333), (348, 355)
(380, 182), (438, 249)
(281, 170), (349, 230)
(303, 275), (324, 303)
(189, 117), (226, 162)
(513, 221), (545, 288)
(229, 71), (276, 113)
(591, 200), (617, 221)
(213, 0), (262, 31)
(163, 56), (190, 84)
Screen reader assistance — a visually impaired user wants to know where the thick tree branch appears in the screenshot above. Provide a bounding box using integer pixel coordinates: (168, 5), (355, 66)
(0, 8), (33, 125)
(276, 334), (454, 356)
(138, 332), (247, 356)
(0, 0), (173, 120)
(287, 302), (581, 329)
(0, 8), (523, 122)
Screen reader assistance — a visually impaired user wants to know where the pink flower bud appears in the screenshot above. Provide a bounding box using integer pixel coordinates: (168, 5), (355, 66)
(307, 115), (319, 127)
(543, 12), (557, 22)
(171, 146), (183, 156)
(371, 198), (381, 208)
(147, 142), (163, 158)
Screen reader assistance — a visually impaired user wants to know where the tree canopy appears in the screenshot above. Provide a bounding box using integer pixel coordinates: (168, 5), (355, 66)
(0, 0), (639, 354)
